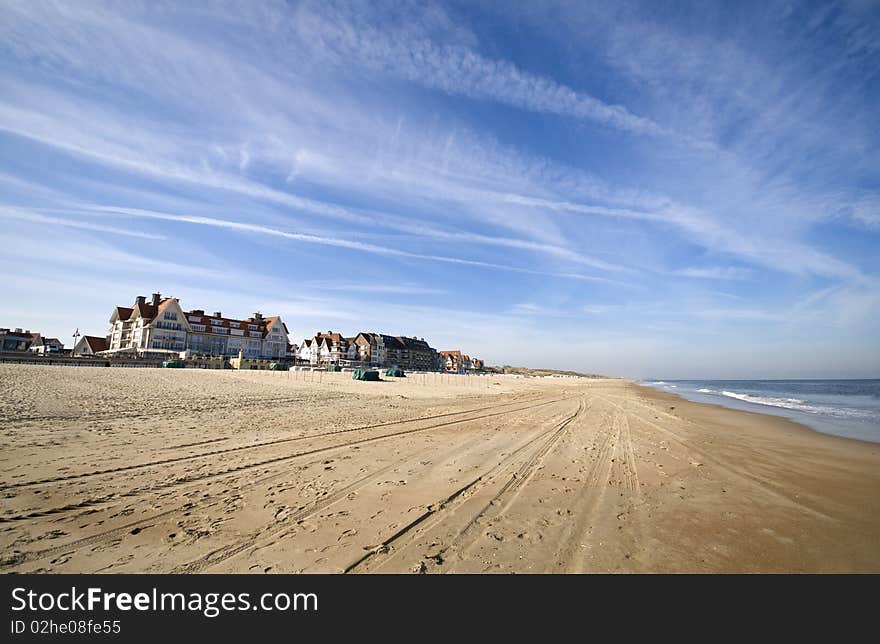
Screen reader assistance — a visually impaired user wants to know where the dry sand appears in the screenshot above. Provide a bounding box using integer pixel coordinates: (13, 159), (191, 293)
(1, 364), (878, 573)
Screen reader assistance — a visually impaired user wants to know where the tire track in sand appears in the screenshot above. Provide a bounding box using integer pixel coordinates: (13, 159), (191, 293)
(1, 395), (552, 491)
(595, 393), (835, 523)
(0, 397), (570, 524)
(345, 398), (586, 574)
(169, 424), (519, 574)
(553, 406), (621, 573)
(1, 398), (572, 569)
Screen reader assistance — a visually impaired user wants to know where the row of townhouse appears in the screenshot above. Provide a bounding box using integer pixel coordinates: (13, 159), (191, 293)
(105, 293), (289, 359)
(438, 350), (485, 373)
(0, 328), (65, 354)
(18, 292), (485, 370)
(298, 331), (439, 371)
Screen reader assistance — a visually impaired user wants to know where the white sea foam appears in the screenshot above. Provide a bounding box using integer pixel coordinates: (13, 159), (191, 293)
(693, 389), (874, 419)
(720, 391), (805, 407)
(678, 381), (880, 441)
(658, 383), (875, 421)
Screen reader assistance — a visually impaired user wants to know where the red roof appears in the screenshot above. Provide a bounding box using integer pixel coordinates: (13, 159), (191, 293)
(82, 336), (108, 352)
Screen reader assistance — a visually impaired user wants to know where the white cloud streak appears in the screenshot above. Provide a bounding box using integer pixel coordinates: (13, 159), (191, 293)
(80, 205), (625, 285)
(0, 208), (165, 240)
(292, 0), (672, 139)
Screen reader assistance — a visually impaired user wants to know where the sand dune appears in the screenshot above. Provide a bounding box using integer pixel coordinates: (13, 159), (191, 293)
(1, 365), (878, 573)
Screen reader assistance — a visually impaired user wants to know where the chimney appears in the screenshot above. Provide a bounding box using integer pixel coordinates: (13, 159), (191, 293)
(191, 309), (204, 316)
(135, 295), (146, 306)
(14, 328), (22, 334)
(213, 311), (222, 318)
(253, 312), (263, 321)
(151, 292), (161, 306)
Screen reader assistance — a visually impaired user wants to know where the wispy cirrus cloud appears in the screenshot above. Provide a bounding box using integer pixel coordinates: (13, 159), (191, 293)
(71, 205), (624, 285)
(496, 193), (865, 280)
(291, 0), (671, 139)
(672, 266), (753, 280)
(0, 208), (165, 240)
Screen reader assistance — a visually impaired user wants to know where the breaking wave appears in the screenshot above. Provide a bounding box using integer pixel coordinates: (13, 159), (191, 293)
(695, 388), (873, 419)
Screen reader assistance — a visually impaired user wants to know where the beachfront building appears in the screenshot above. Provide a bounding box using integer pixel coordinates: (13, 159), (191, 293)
(105, 293), (289, 359)
(298, 338), (319, 365)
(0, 328), (79, 355)
(385, 336), (437, 371)
(439, 350), (464, 373)
(73, 335), (108, 356)
(107, 294), (187, 355)
(350, 333), (436, 370)
(184, 310), (288, 359)
(317, 332), (349, 364)
(298, 332), (357, 366)
(439, 350), (483, 373)
(352, 332), (388, 366)
(0, 328), (37, 352)
(28, 334), (65, 354)
(300, 331), (438, 370)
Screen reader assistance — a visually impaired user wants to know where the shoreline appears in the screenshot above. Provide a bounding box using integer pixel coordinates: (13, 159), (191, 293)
(2, 365), (878, 573)
(637, 379), (880, 445)
(632, 381), (880, 450)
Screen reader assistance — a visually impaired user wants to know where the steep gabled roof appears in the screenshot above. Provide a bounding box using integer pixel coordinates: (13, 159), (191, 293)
(82, 336), (108, 352)
(110, 306), (133, 323)
(264, 316), (289, 337)
(130, 301), (158, 320)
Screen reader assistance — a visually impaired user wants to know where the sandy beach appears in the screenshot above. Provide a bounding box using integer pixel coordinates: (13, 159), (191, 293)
(1, 364), (878, 573)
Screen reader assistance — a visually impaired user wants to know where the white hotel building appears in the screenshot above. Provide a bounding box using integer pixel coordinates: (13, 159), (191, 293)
(106, 293), (289, 359)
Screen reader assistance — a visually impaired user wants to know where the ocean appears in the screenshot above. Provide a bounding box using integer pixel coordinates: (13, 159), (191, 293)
(641, 379), (880, 444)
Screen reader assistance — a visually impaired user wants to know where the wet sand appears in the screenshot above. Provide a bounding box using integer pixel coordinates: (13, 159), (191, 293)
(1, 364), (878, 573)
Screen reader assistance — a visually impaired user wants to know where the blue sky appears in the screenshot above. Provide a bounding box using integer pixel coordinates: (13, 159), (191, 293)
(1, 0), (878, 378)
